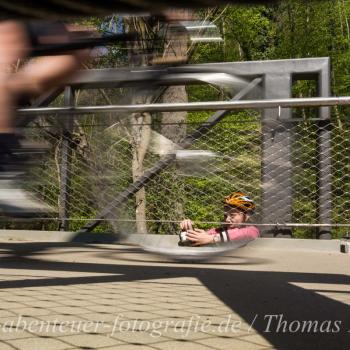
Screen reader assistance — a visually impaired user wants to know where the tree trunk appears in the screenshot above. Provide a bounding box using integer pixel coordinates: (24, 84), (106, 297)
(131, 110), (151, 233)
(125, 17), (153, 233)
(161, 11), (190, 226)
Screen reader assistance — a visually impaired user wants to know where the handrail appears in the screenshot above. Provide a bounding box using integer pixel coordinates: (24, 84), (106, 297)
(18, 96), (349, 116)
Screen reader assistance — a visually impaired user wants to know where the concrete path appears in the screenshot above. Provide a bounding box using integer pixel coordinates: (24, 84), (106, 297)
(0, 236), (348, 350)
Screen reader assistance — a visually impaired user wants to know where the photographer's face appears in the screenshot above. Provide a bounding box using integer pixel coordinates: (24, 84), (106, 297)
(224, 206), (247, 228)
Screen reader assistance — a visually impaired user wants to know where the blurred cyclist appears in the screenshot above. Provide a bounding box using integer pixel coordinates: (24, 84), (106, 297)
(0, 20), (90, 216)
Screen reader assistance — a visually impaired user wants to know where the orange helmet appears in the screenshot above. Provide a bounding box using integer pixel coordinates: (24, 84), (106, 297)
(224, 191), (255, 214)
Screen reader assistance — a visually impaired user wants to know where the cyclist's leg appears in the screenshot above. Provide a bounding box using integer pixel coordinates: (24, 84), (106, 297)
(8, 49), (90, 101)
(0, 20), (29, 133)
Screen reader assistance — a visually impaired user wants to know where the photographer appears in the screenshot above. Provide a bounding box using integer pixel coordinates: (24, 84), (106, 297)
(180, 191), (259, 246)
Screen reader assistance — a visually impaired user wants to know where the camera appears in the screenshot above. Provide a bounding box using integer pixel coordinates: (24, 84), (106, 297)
(178, 231), (193, 246)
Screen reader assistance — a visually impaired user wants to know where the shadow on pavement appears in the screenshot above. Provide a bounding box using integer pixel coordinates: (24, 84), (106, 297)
(0, 243), (349, 349)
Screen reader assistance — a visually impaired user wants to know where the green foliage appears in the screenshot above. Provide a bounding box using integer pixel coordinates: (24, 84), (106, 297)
(180, 1), (350, 238)
(11, 2), (350, 239)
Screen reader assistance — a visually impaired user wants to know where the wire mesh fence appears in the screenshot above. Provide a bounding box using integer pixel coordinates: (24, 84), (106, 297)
(5, 87), (350, 239)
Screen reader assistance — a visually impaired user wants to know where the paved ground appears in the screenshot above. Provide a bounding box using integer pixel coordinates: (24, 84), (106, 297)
(0, 236), (349, 350)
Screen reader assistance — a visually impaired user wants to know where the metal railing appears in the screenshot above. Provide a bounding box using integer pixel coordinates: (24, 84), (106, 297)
(11, 90), (350, 240)
(7, 58), (350, 239)
(17, 96), (350, 115)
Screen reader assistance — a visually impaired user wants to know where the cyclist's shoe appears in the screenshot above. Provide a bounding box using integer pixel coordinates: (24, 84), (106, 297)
(0, 133), (52, 217)
(0, 178), (53, 218)
(0, 133), (49, 172)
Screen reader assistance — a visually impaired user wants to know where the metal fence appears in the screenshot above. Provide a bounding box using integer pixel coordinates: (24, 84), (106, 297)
(8, 84), (350, 240)
(1, 58), (346, 238)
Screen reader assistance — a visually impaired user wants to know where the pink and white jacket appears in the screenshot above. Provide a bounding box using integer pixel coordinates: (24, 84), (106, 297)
(206, 226), (259, 242)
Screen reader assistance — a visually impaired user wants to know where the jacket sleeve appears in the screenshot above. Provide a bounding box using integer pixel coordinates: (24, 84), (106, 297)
(226, 226), (260, 241)
(206, 228), (220, 236)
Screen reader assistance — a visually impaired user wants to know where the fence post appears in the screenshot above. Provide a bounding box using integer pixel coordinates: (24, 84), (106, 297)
(261, 73), (293, 238)
(316, 63), (332, 239)
(59, 86), (75, 231)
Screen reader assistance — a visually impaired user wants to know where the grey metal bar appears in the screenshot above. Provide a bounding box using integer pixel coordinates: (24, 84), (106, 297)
(16, 87), (64, 127)
(261, 72), (293, 238)
(65, 58), (330, 89)
(58, 87), (75, 231)
(7, 216), (348, 227)
(77, 78), (262, 233)
(17, 96), (350, 115)
(316, 64), (332, 239)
